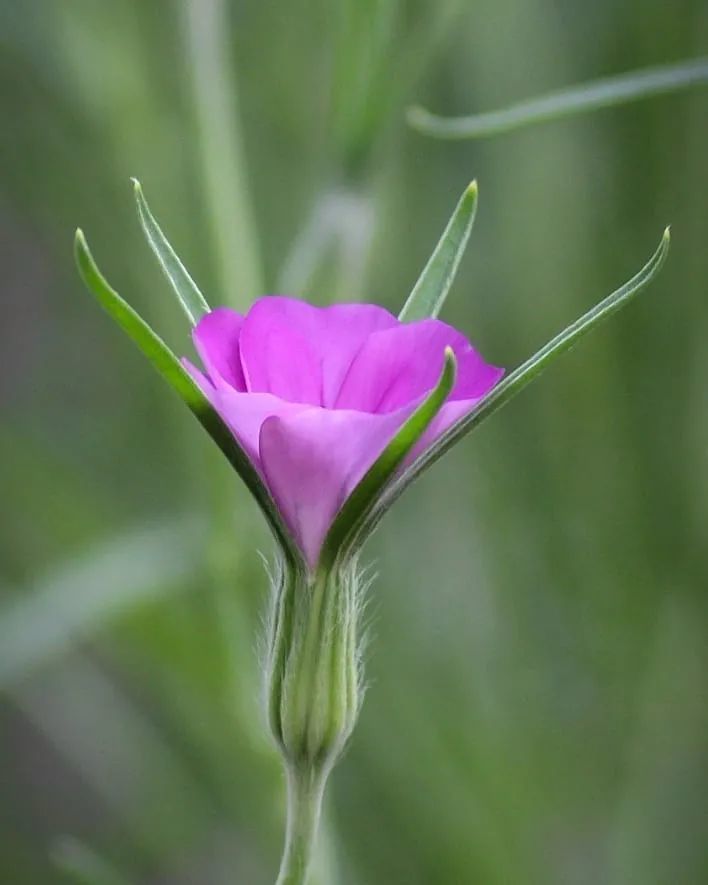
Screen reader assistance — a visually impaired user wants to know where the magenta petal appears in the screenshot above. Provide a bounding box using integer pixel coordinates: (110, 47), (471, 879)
(192, 307), (247, 390)
(183, 357), (217, 398)
(239, 296), (398, 407)
(453, 352), (505, 400)
(258, 406), (410, 567)
(211, 387), (310, 465)
(335, 318), (500, 413)
(407, 397), (484, 465)
(184, 355), (307, 466)
(239, 299), (323, 404)
(186, 300), (504, 566)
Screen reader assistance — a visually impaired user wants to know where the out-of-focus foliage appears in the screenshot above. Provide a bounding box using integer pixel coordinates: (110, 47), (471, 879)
(1, 1), (707, 883)
(407, 56), (708, 138)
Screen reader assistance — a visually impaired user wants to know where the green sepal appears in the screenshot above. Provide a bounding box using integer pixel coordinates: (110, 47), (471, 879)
(74, 229), (302, 566)
(319, 347), (457, 569)
(132, 178), (211, 325)
(399, 181), (478, 322)
(267, 559), (362, 768)
(355, 228), (670, 545)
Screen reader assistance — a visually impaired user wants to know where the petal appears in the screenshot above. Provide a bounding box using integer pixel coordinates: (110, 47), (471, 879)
(192, 307), (247, 390)
(335, 318), (501, 413)
(183, 357), (217, 398)
(453, 352), (505, 401)
(239, 296), (398, 407)
(211, 387), (310, 465)
(239, 299), (322, 404)
(184, 356), (308, 466)
(258, 406), (410, 567)
(407, 397), (482, 465)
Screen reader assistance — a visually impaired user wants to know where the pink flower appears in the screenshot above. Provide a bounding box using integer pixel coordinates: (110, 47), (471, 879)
(184, 296), (503, 568)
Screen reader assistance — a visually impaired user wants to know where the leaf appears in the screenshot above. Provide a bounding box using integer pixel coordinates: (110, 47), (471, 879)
(132, 178), (211, 325)
(407, 57), (708, 140)
(320, 348), (457, 568)
(399, 181), (478, 322)
(74, 230), (301, 565)
(355, 228), (670, 543)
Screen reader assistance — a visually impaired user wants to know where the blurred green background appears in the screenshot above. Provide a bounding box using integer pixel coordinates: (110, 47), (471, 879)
(1, 1), (707, 883)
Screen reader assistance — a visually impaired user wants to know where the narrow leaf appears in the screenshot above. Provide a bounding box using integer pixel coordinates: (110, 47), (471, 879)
(74, 230), (301, 565)
(320, 347), (457, 568)
(132, 178), (211, 325)
(408, 57), (708, 140)
(399, 181), (478, 322)
(356, 228), (670, 543)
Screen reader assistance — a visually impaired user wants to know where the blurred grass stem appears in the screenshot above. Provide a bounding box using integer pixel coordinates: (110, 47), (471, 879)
(408, 56), (708, 139)
(277, 189), (374, 299)
(180, 0), (263, 305)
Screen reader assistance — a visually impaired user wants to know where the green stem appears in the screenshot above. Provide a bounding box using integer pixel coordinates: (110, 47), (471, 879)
(276, 765), (328, 885)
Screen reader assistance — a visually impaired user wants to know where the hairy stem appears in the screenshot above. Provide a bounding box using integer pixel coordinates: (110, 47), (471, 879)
(276, 765), (328, 885)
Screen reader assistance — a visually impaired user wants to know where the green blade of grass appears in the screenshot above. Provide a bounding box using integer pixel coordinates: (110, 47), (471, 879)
(399, 181), (478, 322)
(408, 58), (708, 140)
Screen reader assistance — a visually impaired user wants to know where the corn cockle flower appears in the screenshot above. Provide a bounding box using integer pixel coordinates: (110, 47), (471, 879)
(74, 180), (669, 885)
(183, 298), (503, 570)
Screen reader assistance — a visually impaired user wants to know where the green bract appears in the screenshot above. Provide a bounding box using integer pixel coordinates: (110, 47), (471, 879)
(132, 179), (211, 325)
(398, 181), (478, 322)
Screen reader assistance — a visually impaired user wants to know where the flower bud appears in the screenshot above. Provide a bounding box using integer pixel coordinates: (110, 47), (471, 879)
(265, 558), (363, 771)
